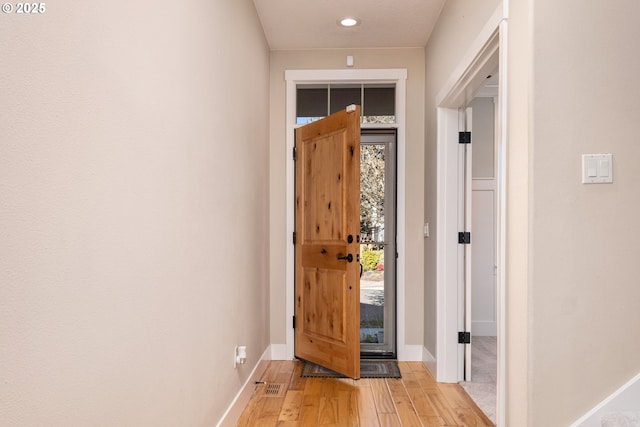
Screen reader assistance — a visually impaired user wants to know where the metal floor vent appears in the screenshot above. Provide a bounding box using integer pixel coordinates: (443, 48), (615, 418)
(260, 383), (286, 397)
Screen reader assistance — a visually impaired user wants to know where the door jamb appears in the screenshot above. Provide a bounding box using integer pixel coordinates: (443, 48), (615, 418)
(434, 3), (507, 426)
(282, 69), (409, 360)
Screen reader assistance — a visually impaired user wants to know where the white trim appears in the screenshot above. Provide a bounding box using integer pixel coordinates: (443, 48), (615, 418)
(475, 84), (499, 98)
(496, 15), (509, 427)
(285, 76), (296, 361)
(395, 74), (408, 360)
(423, 346), (437, 378)
(398, 345), (423, 362)
(569, 373), (640, 427)
(216, 346), (272, 427)
(436, 5), (504, 107)
(269, 344), (288, 361)
(286, 68), (408, 83)
(463, 108), (473, 382)
(284, 69), (408, 360)
(436, 107), (461, 383)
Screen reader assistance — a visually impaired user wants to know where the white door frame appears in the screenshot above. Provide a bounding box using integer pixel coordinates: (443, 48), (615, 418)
(458, 107), (473, 382)
(280, 69), (414, 360)
(434, 3), (508, 426)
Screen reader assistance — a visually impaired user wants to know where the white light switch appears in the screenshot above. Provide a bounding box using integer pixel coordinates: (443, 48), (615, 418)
(587, 159), (597, 177)
(600, 159), (610, 177)
(582, 154), (613, 184)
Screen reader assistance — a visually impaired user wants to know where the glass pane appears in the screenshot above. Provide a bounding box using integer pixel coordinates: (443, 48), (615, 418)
(297, 83), (395, 124)
(296, 117), (324, 125)
(360, 143), (386, 345)
(330, 84), (361, 114)
(363, 85), (395, 116)
(360, 242), (385, 344)
(361, 116), (396, 124)
(297, 85), (328, 124)
(360, 144), (385, 243)
(363, 85), (395, 124)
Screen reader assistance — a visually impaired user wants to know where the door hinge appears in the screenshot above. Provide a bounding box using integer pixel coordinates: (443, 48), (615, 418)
(292, 316), (296, 329)
(292, 231), (296, 244)
(458, 232), (471, 244)
(458, 331), (471, 344)
(459, 131), (471, 144)
(293, 146), (297, 160)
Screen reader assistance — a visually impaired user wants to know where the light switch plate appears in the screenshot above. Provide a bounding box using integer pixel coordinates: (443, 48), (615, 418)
(582, 154), (613, 184)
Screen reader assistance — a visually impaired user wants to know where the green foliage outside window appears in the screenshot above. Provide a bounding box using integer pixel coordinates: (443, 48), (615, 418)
(361, 248), (383, 271)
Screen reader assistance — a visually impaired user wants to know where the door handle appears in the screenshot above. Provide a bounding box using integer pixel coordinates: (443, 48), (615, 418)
(337, 254), (354, 263)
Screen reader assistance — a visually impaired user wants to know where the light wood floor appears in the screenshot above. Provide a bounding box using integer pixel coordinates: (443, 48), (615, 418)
(236, 360), (494, 427)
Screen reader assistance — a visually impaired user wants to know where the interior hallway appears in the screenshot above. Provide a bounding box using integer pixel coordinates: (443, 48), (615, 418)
(237, 360), (494, 426)
(461, 337), (497, 424)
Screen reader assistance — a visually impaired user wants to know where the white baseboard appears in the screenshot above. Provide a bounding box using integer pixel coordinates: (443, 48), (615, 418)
(422, 346), (437, 378)
(472, 320), (497, 336)
(216, 346), (272, 427)
(398, 344), (423, 361)
(269, 344), (288, 360)
(569, 373), (640, 427)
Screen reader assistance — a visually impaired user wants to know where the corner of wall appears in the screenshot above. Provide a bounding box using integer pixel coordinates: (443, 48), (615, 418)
(423, 346), (437, 378)
(216, 346), (272, 427)
(569, 374), (640, 427)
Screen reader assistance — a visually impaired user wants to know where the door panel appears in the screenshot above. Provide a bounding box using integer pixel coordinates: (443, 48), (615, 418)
(301, 269), (346, 341)
(471, 184), (497, 336)
(295, 106), (361, 379)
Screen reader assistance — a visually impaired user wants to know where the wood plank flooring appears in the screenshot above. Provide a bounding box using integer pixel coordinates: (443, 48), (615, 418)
(236, 360), (494, 427)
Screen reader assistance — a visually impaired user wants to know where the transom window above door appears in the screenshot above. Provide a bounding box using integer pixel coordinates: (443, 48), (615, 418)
(296, 83), (396, 125)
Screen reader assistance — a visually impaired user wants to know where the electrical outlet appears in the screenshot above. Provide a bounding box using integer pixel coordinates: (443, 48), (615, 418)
(234, 345), (247, 369)
(233, 346), (238, 369)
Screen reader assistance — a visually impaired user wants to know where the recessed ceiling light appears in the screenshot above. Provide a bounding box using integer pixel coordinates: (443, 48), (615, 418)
(339, 17), (360, 27)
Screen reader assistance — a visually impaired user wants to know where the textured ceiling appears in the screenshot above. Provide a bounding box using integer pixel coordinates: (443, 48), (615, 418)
(252, 0), (446, 50)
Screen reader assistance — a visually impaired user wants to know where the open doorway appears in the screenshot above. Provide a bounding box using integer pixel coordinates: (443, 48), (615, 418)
(295, 86), (399, 359)
(284, 68), (410, 360)
(433, 16), (506, 424)
(359, 129), (397, 357)
(285, 71), (407, 362)
(459, 86), (499, 423)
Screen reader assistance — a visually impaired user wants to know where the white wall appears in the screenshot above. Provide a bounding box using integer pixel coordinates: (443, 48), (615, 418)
(528, 0), (640, 424)
(431, 1), (640, 423)
(471, 97), (496, 179)
(0, 1), (271, 425)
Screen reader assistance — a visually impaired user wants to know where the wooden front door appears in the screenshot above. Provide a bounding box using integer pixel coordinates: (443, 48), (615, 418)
(294, 106), (361, 379)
